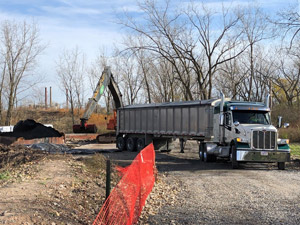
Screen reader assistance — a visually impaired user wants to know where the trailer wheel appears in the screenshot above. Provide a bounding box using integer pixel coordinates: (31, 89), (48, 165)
(231, 144), (239, 169)
(136, 138), (145, 151)
(199, 143), (205, 161)
(126, 137), (136, 152)
(203, 145), (211, 162)
(116, 136), (126, 151)
(278, 162), (285, 170)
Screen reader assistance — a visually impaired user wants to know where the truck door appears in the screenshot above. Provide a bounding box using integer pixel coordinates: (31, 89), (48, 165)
(224, 112), (233, 142)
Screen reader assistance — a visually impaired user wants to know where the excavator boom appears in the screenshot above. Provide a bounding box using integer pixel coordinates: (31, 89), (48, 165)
(73, 67), (123, 133)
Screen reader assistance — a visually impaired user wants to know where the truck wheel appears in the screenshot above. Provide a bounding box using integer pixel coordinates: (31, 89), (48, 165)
(136, 138), (145, 151)
(203, 145), (210, 162)
(278, 162), (285, 170)
(116, 136), (126, 151)
(202, 143), (216, 162)
(231, 144), (239, 169)
(126, 137), (136, 152)
(199, 143), (204, 161)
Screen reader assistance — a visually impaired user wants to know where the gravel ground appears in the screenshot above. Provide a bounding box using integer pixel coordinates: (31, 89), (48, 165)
(106, 141), (300, 225)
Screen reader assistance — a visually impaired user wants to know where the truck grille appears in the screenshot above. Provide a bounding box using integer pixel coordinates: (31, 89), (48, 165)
(252, 131), (276, 150)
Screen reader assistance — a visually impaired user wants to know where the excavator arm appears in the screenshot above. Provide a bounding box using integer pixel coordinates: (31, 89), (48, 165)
(73, 66), (123, 133)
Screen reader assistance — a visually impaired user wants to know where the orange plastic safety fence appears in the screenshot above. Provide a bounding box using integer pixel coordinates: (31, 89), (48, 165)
(93, 143), (156, 225)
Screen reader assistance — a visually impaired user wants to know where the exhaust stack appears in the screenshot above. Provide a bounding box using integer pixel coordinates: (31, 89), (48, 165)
(220, 92), (225, 113)
(265, 94), (270, 108)
(219, 92), (225, 144)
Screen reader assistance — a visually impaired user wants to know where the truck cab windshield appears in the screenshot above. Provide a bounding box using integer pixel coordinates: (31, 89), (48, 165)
(232, 110), (270, 125)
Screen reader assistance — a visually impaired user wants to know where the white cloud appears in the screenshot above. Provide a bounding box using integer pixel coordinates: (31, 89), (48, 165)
(40, 6), (103, 16)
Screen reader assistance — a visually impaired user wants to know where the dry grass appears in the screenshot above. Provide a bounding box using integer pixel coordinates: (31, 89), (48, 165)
(80, 154), (121, 185)
(290, 143), (300, 157)
(3, 107), (112, 134)
(82, 154), (107, 176)
(272, 105), (300, 142)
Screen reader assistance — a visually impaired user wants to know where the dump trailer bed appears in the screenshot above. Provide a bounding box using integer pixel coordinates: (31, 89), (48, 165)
(116, 100), (216, 151)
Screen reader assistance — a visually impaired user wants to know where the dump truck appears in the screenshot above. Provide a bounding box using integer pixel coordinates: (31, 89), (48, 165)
(116, 93), (290, 169)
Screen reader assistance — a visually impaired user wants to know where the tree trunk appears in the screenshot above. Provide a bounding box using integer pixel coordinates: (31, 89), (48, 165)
(5, 92), (14, 125)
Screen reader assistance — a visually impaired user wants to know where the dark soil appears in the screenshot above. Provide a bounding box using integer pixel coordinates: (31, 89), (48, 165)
(0, 119), (63, 140)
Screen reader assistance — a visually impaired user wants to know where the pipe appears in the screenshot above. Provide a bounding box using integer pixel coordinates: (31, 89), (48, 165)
(265, 94), (270, 108)
(220, 92), (225, 113)
(219, 92), (225, 145)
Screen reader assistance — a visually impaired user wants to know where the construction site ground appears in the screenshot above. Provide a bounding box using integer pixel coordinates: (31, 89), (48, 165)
(0, 141), (300, 224)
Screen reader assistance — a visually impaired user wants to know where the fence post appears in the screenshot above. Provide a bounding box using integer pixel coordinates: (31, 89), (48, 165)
(106, 159), (111, 199)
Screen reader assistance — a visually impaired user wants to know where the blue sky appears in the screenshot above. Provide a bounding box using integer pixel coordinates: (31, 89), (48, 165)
(0, 0), (297, 105)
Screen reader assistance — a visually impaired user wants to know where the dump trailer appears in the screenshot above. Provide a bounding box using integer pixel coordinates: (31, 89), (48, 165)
(116, 93), (290, 170)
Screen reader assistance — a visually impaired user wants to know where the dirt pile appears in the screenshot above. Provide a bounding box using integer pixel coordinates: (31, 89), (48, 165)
(0, 144), (47, 172)
(0, 152), (120, 224)
(0, 119), (63, 140)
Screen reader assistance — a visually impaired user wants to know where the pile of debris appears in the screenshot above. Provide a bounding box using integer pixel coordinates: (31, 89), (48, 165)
(0, 144), (46, 171)
(0, 119), (64, 145)
(0, 119), (63, 139)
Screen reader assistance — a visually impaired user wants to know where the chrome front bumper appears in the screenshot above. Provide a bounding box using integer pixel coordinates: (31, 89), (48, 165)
(236, 149), (290, 162)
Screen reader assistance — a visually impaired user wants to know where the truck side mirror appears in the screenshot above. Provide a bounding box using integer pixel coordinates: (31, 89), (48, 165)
(220, 114), (224, 126)
(277, 116), (282, 128)
(233, 121), (240, 127)
(283, 123), (289, 128)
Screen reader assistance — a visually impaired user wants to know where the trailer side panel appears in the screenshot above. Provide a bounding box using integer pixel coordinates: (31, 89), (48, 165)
(117, 101), (214, 140)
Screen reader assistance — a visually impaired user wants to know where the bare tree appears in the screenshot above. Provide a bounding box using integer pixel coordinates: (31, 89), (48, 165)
(236, 5), (274, 101)
(272, 49), (300, 106)
(56, 47), (86, 125)
(150, 58), (181, 102)
(121, 0), (247, 100)
(185, 3), (248, 99)
(215, 54), (246, 99)
(0, 20), (44, 125)
(121, 0), (196, 100)
(130, 44), (152, 103)
(115, 53), (143, 105)
(275, 5), (300, 47)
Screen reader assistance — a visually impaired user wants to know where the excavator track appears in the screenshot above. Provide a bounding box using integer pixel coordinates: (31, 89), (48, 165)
(96, 131), (116, 143)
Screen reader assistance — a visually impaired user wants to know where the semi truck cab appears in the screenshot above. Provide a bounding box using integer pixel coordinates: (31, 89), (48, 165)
(205, 94), (290, 169)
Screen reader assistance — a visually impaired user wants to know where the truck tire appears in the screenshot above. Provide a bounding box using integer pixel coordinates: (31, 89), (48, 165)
(203, 145), (216, 162)
(231, 144), (239, 169)
(136, 138), (145, 151)
(126, 137), (136, 152)
(116, 136), (126, 151)
(199, 143), (205, 161)
(278, 162), (285, 170)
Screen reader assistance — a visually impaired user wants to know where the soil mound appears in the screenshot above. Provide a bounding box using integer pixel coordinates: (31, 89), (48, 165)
(0, 119), (63, 140)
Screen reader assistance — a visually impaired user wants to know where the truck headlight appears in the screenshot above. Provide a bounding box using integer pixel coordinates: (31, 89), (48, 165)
(236, 137), (248, 143)
(277, 139), (289, 145)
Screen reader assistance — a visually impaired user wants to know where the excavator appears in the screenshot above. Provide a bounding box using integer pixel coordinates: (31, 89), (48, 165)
(72, 67), (123, 142)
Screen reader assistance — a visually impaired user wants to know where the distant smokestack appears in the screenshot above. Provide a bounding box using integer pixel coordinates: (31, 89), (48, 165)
(45, 87), (47, 109)
(50, 86), (52, 108)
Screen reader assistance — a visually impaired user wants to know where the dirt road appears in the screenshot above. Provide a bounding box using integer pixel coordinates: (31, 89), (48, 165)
(104, 141), (300, 225)
(1, 142), (299, 224)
